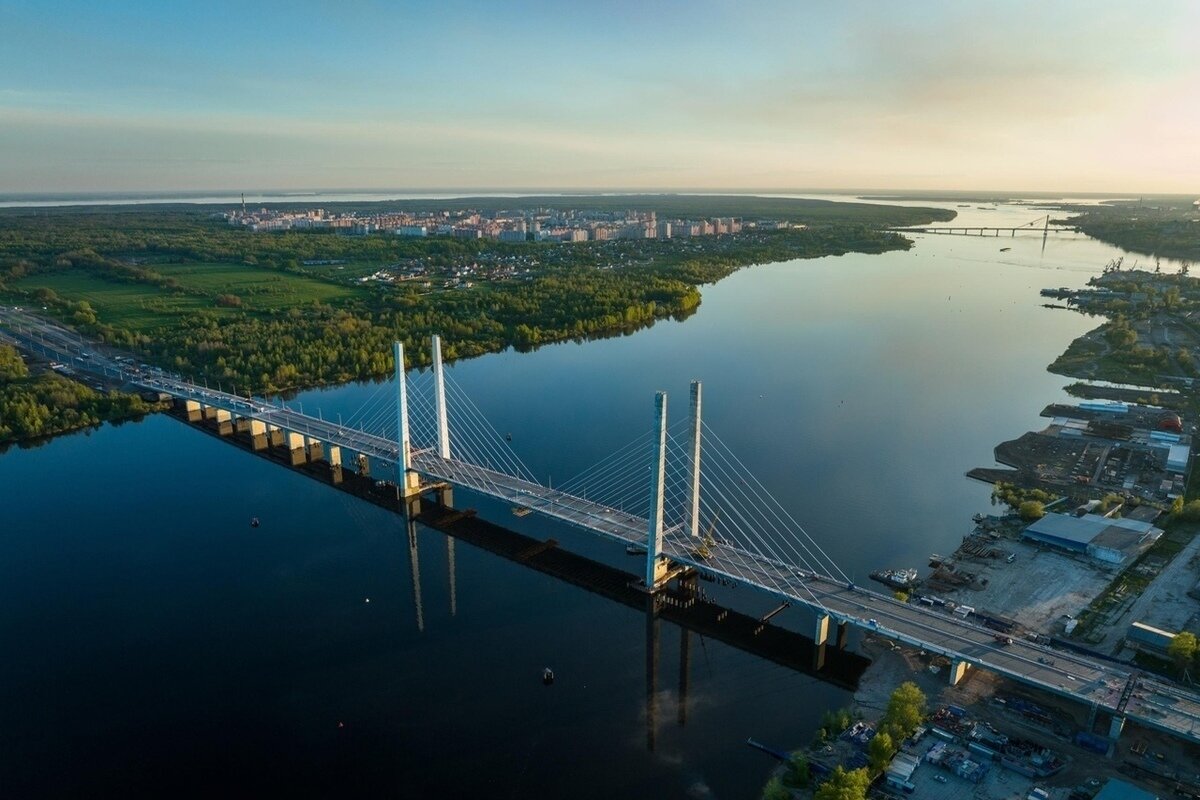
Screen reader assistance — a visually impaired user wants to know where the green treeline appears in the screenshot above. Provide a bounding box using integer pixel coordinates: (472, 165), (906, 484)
(0, 207), (924, 394)
(1056, 200), (1200, 262)
(0, 344), (157, 444)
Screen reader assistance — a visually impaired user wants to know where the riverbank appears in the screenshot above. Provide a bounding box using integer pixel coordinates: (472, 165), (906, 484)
(0, 342), (164, 446)
(0, 198), (952, 399)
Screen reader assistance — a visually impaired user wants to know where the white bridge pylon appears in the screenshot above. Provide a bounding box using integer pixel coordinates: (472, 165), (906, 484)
(369, 336), (850, 600)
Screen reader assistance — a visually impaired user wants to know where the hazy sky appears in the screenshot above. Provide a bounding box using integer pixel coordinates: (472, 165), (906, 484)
(1, 0), (1197, 194)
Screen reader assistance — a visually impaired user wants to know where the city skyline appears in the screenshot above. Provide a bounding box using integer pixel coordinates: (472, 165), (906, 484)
(1, 0), (1197, 194)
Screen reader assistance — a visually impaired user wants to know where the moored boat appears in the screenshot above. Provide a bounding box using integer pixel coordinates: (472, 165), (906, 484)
(869, 567), (919, 590)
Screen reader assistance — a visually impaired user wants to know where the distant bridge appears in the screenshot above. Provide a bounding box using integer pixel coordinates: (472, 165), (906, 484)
(890, 214), (1079, 237)
(3, 306), (1199, 748)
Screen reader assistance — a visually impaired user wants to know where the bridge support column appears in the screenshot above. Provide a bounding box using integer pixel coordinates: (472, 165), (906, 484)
(327, 445), (343, 485)
(356, 453), (371, 477)
(432, 335), (450, 460)
(214, 409), (233, 436)
(948, 659), (971, 686)
(286, 432), (307, 466)
(249, 420), (267, 451)
(306, 436), (324, 462)
(267, 425), (284, 448)
(644, 391), (670, 590)
(437, 486), (454, 508)
(234, 416), (253, 434)
(1108, 714), (1125, 741)
(836, 620), (849, 650)
(813, 613), (830, 646)
(182, 399), (202, 422)
(202, 404), (219, 421)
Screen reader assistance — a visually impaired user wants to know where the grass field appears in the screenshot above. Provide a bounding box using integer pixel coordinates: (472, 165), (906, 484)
(12, 271), (223, 330)
(154, 262), (363, 309)
(11, 263), (366, 332)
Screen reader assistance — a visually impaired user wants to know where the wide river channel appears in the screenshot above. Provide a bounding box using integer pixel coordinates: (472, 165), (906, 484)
(0, 198), (1186, 797)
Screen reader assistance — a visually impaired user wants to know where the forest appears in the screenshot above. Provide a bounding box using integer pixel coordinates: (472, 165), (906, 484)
(0, 344), (158, 445)
(1054, 198), (1200, 262)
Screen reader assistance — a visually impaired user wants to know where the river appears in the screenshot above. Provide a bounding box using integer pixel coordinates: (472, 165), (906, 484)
(0, 200), (1186, 797)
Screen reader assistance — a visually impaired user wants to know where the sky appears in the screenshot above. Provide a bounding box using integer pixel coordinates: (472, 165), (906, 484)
(0, 0), (1197, 194)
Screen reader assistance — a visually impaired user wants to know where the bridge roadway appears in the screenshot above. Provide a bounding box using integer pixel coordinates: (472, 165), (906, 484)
(3, 305), (1200, 745)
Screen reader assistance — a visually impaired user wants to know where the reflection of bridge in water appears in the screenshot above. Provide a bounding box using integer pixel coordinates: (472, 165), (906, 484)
(3, 306), (1200, 749)
(157, 401), (874, 753)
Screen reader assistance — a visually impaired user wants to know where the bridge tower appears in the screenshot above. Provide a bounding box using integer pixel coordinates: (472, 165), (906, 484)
(645, 391), (670, 588)
(432, 334), (451, 460)
(393, 341), (423, 505)
(687, 380), (702, 538)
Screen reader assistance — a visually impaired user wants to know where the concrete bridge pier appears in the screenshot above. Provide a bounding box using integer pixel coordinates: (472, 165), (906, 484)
(356, 453), (371, 477)
(234, 416), (252, 434)
(305, 436), (323, 463)
(201, 404), (219, 421)
(948, 658), (972, 686)
(813, 613), (831, 646)
(267, 425), (285, 448)
(836, 620), (849, 650)
(327, 445), (343, 485)
(181, 399), (202, 422)
(285, 432), (307, 466)
(811, 613), (832, 671)
(1108, 714), (1125, 741)
(249, 420), (268, 451)
(214, 409), (233, 436)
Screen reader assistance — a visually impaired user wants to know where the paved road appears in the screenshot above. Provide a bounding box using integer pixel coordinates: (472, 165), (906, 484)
(3, 305), (1200, 745)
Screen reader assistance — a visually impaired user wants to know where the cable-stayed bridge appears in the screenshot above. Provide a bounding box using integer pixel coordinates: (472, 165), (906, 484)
(3, 306), (1200, 748)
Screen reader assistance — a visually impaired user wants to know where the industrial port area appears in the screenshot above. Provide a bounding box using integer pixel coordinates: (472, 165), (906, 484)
(810, 272), (1200, 800)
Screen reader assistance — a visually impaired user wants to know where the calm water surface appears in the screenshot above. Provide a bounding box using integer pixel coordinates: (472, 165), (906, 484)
(0, 203), (1182, 797)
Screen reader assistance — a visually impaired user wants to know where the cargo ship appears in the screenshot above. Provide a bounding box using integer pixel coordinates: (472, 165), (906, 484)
(869, 568), (919, 590)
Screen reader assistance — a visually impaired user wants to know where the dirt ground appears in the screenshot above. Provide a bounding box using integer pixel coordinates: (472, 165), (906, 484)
(1091, 531), (1200, 656)
(936, 540), (1116, 635)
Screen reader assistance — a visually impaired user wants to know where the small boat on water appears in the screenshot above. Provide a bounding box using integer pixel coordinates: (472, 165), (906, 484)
(1000, 247), (1011, 252)
(870, 567), (919, 590)
(542, 667), (555, 685)
(250, 517), (260, 528)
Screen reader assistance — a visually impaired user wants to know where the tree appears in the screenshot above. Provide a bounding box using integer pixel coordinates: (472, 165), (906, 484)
(1018, 500), (1045, 521)
(880, 682), (926, 742)
(1177, 500), (1200, 523)
(814, 766), (871, 800)
(783, 752), (810, 788)
(1168, 631), (1197, 673)
(761, 775), (790, 800)
(868, 731), (895, 773)
(0, 344), (29, 381)
(893, 591), (909, 603)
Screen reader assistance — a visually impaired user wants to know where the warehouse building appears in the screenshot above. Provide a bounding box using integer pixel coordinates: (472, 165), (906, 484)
(1022, 513), (1162, 566)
